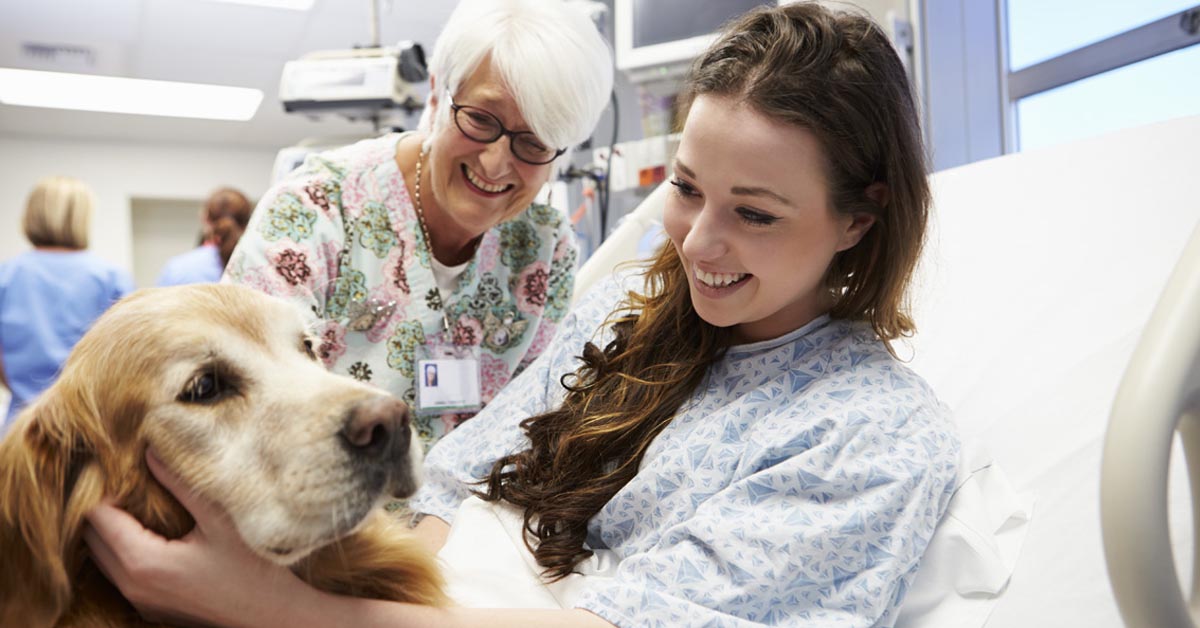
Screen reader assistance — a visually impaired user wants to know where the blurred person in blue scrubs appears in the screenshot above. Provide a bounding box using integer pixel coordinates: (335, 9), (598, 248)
(156, 187), (252, 287)
(0, 176), (134, 429)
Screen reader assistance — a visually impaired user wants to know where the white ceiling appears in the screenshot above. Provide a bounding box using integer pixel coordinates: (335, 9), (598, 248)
(0, 0), (458, 148)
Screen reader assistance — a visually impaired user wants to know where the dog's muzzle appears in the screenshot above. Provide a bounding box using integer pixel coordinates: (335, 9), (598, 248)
(340, 396), (416, 496)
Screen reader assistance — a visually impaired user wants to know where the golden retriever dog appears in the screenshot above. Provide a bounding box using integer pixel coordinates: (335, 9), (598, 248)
(0, 284), (444, 627)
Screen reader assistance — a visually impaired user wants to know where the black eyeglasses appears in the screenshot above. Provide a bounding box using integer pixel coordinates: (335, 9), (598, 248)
(448, 94), (566, 165)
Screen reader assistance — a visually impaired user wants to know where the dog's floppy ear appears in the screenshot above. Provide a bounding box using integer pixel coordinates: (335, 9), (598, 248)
(0, 380), (112, 628)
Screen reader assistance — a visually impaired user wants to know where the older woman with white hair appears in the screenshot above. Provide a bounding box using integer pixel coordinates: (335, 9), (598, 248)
(224, 0), (613, 448)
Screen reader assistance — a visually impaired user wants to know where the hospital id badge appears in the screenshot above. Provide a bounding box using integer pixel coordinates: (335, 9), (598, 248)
(414, 342), (482, 416)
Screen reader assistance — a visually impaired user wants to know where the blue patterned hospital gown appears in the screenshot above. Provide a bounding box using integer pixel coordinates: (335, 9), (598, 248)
(410, 275), (960, 627)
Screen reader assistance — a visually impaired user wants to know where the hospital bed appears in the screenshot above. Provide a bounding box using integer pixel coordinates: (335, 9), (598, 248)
(573, 114), (1200, 627)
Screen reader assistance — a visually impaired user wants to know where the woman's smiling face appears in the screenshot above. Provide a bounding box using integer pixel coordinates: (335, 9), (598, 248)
(423, 58), (555, 248)
(663, 95), (875, 343)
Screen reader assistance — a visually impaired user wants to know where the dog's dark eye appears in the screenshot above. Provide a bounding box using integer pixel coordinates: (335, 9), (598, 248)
(302, 338), (318, 360)
(180, 372), (223, 404)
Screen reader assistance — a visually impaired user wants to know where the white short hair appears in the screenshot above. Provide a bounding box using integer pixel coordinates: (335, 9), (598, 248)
(421, 0), (613, 151)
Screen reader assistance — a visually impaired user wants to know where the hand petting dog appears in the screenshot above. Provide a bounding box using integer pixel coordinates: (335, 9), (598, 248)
(86, 450), (303, 627)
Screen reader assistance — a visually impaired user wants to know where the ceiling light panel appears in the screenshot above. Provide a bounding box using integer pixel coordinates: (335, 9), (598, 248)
(0, 68), (264, 121)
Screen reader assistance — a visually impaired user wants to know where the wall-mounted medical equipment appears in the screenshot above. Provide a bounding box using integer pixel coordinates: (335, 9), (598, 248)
(591, 134), (679, 194)
(278, 41), (427, 122)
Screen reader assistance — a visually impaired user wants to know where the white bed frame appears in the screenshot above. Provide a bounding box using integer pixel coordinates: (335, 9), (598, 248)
(575, 115), (1200, 627)
(1102, 219), (1200, 626)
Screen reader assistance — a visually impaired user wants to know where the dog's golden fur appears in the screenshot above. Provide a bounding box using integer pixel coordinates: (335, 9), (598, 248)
(0, 284), (445, 627)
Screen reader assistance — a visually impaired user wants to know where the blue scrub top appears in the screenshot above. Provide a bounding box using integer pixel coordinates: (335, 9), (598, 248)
(156, 243), (224, 287)
(0, 249), (133, 428)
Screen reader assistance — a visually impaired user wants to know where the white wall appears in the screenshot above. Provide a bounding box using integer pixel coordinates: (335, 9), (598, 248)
(0, 137), (279, 271)
(850, 0), (907, 20)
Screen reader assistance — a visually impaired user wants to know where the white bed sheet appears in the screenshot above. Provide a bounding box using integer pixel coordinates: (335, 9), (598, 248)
(437, 496), (619, 610)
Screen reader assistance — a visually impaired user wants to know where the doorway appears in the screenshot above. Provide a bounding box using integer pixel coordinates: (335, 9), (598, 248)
(130, 197), (203, 289)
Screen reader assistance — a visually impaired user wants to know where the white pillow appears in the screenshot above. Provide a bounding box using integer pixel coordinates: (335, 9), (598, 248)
(896, 440), (1033, 628)
(572, 181), (669, 304)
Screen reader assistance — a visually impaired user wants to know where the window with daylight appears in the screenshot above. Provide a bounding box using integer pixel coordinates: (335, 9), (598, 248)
(918, 0), (1200, 170)
(1006, 0), (1200, 152)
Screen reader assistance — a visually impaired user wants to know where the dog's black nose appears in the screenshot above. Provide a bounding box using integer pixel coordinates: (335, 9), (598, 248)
(341, 396), (407, 458)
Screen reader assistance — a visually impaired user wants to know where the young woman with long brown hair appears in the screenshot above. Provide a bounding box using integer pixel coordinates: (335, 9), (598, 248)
(85, 3), (959, 626)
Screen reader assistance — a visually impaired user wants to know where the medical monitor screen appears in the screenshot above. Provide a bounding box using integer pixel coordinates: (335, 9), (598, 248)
(615, 0), (783, 75)
(631, 0), (770, 48)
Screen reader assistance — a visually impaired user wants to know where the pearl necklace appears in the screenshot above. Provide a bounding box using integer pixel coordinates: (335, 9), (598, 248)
(412, 146), (464, 337)
(412, 145), (437, 266)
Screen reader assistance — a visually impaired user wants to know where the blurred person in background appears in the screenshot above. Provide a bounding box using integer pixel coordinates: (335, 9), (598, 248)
(156, 187), (253, 287)
(0, 176), (133, 430)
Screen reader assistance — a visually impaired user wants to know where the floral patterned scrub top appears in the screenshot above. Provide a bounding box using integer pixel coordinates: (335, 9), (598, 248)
(410, 274), (960, 626)
(224, 133), (578, 447)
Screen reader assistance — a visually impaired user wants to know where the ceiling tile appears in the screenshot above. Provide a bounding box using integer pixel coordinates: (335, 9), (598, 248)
(140, 0), (311, 56)
(0, 0), (143, 42)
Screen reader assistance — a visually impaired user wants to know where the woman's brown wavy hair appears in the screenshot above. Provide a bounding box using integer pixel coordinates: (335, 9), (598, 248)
(482, 1), (930, 580)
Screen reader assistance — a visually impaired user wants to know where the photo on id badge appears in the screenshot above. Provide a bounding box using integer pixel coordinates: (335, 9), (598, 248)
(416, 344), (481, 415)
(424, 363), (439, 387)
